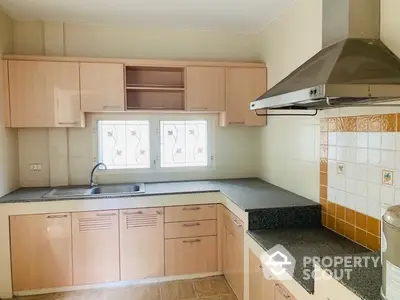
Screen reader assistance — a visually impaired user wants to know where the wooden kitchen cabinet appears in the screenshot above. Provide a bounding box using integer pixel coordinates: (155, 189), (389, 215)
(221, 207), (244, 300)
(249, 251), (264, 300)
(8, 60), (84, 128)
(185, 66), (226, 111)
(120, 208), (164, 281)
(220, 67), (267, 127)
(10, 213), (73, 291)
(72, 210), (119, 285)
(80, 62), (125, 112)
(2, 60), (11, 128)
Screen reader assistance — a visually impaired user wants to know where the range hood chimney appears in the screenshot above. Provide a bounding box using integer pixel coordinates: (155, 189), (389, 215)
(250, 0), (400, 112)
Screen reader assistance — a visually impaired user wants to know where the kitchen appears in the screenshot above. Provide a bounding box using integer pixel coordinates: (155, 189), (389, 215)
(0, 0), (399, 300)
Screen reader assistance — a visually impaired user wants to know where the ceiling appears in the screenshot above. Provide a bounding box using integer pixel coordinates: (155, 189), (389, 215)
(0, 0), (296, 33)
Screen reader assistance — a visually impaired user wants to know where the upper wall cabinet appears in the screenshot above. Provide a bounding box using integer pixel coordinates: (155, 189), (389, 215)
(2, 60), (11, 128)
(80, 63), (125, 112)
(8, 60), (84, 128)
(185, 67), (226, 112)
(220, 68), (267, 127)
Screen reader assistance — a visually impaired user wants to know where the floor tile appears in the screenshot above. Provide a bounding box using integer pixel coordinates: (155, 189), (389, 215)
(199, 295), (237, 300)
(193, 276), (232, 297)
(160, 280), (197, 300)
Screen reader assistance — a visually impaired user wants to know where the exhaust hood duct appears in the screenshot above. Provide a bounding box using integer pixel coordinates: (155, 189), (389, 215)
(250, 0), (400, 111)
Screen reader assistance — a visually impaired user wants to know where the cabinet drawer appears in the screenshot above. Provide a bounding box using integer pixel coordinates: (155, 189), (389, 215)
(165, 204), (217, 222)
(223, 209), (244, 237)
(165, 236), (217, 275)
(165, 220), (216, 239)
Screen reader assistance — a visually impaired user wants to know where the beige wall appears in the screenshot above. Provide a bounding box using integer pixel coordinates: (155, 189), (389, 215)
(0, 9), (19, 197)
(258, 0), (400, 203)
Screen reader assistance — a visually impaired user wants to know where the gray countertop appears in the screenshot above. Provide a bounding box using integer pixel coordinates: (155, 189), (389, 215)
(248, 228), (381, 299)
(0, 178), (318, 212)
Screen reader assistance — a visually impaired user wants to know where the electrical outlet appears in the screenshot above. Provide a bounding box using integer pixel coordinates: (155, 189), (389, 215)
(29, 164), (42, 171)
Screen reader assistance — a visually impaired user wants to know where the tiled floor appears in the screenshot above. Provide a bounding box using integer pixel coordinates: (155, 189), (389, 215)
(16, 276), (237, 300)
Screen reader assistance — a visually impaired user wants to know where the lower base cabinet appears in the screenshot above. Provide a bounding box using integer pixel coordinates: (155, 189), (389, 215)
(72, 210), (120, 285)
(165, 236), (217, 275)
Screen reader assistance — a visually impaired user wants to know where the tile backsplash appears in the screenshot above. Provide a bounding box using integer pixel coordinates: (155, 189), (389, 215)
(319, 114), (400, 251)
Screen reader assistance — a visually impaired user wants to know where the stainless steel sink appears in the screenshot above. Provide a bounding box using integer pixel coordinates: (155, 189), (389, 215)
(43, 184), (145, 198)
(89, 184), (145, 195)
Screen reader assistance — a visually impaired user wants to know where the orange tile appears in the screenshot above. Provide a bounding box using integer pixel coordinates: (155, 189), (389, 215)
(344, 223), (355, 240)
(368, 115), (382, 132)
(357, 116), (369, 132)
(320, 131), (328, 145)
(322, 213), (327, 227)
(355, 228), (368, 246)
(367, 217), (380, 236)
(320, 172), (327, 186)
(336, 117), (345, 132)
(336, 205), (345, 220)
(366, 233), (381, 252)
(327, 201), (336, 216)
(320, 185), (327, 200)
(397, 113), (400, 132)
(382, 114), (397, 132)
(346, 208), (355, 225)
(327, 118), (337, 132)
(356, 212), (367, 229)
(327, 215), (336, 230)
(336, 219), (345, 235)
(320, 118), (328, 132)
(343, 116), (357, 132)
(320, 145), (328, 159)
(320, 198), (328, 214)
(320, 158), (328, 173)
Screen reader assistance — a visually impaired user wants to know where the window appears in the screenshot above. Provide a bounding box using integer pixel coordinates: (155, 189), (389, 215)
(97, 118), (211, 170)
(160, 121), (208, 168)
(98, 120), (150, 169)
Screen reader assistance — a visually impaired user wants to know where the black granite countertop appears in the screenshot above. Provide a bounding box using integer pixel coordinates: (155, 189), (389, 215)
(0, 178), (318, 212)
(248, 227), (381, 300)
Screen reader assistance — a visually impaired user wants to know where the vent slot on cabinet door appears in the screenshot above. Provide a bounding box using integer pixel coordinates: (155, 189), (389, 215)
(126, 213), (159, 229)
(78, 216), (113, 232)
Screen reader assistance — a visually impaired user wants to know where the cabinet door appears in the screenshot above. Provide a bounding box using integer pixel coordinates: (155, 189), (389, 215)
(8, 60), (83, 128)
(80, 63), (125, 112)
(10, 213), (72, 291)
(165, 236), (217, 276)
(222, 67), (267, 126)
(186, 67), (226, 111)
(72, 210), (119, 285)
(275, 283), (297, 300)
(2, 60), (11, 127)
(120, 208), (164, 281)
(249, 251), (264, 300)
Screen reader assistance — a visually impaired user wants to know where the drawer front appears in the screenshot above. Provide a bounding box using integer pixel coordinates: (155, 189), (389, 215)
(223, 208), (244, 238)
(165, 220), (217, 239)
(165, 236), (217, 275)
(165, 204), (217, 222)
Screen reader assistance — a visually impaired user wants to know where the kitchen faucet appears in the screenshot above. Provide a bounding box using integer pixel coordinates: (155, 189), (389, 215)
(89, 163), (107, 188)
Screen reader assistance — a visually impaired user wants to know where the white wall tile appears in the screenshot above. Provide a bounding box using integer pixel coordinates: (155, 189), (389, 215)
(368, 149), (381, 166)
(328, 187), (336, 202)
(328, 171), (336, 188)
(367, 166), (382, 184)
(346, 162), (358, 179)
(337, 147), (346, 162)
(395, 170), (400, 187)
(337, 133), (346, 147)
(382, 133), (396, 150)
(336, 175), (346, 191)
(335, 190), (346, 206)
(395, 189), (400, 205)
(357, 132), (368, 148)
(368, 133), (382, 149)
(356, 165), (368, 181)
(346, 147), (357, 163)
(356, 181), (368, 197)
(338, 132), (357, 147)
(367, 199), (381, 219)
(345, 192), (357, 210)
(328, 132), (337, 146)
(381, 185), (395, 205)
(381, 150), (395, 168)
(396, 152), (400, 170)
(395, 134), (400, 150)
(345, 178), (357, 194)
(354, 195), (368, 214)
(328, 146), (337, 160)
(368, 183), (381, 202)
(357, 148), (368, 164)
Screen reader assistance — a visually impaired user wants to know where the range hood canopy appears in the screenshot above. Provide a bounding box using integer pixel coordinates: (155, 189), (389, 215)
(250, 0), (400, 111)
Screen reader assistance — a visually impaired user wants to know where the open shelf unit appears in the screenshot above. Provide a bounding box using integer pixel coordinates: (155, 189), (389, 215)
(126, 66), (185, 110)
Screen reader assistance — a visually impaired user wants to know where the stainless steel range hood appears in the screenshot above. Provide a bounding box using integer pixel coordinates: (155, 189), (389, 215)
(250, 0), (400, 111)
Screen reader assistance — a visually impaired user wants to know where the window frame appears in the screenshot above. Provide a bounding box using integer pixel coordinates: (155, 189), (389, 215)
(92, 113), (216, 175)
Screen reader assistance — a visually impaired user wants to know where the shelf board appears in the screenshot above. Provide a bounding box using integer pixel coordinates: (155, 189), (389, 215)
(126, 86), (185, 91)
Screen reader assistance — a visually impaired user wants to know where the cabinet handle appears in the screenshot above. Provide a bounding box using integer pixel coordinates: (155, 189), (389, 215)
(47, 214), (68, 219)
(122, 211), (143, 215)
(228, 121), (245, 125)
(190, 107), (208, 111)
(232, 219), (242, 228)
(157, 210), (163, 215)
(182, 239), (201, 243)
(58, 122), (79, 125)
(182, 222), (200, 227)
(183, 207), (201, 211)
(96, 212), (117, 217)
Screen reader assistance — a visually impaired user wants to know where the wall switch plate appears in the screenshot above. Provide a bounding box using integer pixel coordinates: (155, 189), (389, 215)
(29, 164), (42, 171)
